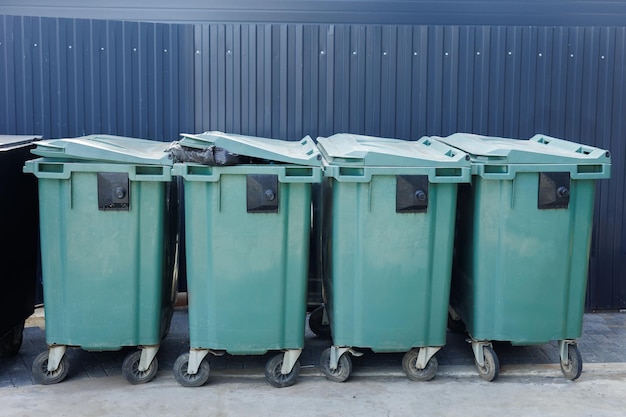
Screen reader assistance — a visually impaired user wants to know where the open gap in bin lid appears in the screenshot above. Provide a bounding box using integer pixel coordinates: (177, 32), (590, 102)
(31, 135), (174, 165)
(316, 133), (470, 167)
(433, 133), (611, 165)
(178, 131), (322, 166)
(0, 135), (41, 150)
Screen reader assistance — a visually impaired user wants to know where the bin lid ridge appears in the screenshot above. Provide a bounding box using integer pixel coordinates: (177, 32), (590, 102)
(433, 133), (611, 164)
(31, 135), (174, 165)
(316, 133), (470, 167)
(178, 131), (322, 166)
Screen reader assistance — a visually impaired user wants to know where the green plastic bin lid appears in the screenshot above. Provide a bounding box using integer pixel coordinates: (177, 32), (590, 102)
(433, 133), (611, 165)
(316, 133), (470, 167)
(178, 131), (322, 166)
(31, 135), (174, 165)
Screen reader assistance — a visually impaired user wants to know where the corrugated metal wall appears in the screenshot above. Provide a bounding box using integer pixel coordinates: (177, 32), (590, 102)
(192, 24), (625, 141)
(1, 14), (624, 309)
(0, 15), (195, 141)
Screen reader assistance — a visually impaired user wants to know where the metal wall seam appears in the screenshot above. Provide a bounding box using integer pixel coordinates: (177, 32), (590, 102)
(330, 25), (346, 135)
(349, 25), (367, 135)
(519, 26), (537, 140)
(394, 25), (412, 139)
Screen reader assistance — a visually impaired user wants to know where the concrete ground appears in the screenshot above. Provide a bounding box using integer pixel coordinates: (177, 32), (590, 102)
(2, 367), (626, 417)
(1, 306), (625, 416)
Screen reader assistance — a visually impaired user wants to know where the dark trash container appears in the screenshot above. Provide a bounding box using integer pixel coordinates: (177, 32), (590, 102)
(0, 136), (40, 358)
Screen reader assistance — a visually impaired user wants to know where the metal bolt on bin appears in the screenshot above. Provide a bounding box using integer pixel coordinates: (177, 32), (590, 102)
(434, 133), (611, 382)
(170, 131), (322, 388)
(314, 133), (471, 382)
(23, 135), (180, 385)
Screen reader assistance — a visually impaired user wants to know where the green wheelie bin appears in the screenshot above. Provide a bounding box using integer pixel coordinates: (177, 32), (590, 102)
(435, 133), (611, 382)
(170, 131), (322, 388)
(0, 136), (40, 358)
(23, 135), (179, 385)
(315, 133), (471, 382)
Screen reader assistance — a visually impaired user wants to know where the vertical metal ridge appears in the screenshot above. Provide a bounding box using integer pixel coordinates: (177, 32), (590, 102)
(364, 25), (382, 137)
(349, 24), (366, 135)
(293, 24), (303, 139)
(322, 24), (334, 139)
(564, 27), (584, 142)
(394, 25), (412, 139)
(275, 24), (288, 139)
(411, 25), (428, 138)
(503, 26), (522, 139)
(534, 26), (551, 135)
(426, 26), (443, 135)
(518, 26), (536, 139)
(442, 25), (459, 136)
(380, 25), (396, 138)
(261, 24), (272, 137)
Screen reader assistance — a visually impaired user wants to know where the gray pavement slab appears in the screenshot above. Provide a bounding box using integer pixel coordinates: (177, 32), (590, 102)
(1, 365), (625, 417)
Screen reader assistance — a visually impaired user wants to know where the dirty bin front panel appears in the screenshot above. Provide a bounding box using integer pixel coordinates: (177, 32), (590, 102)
(36, 163), (175, 350)
(450, 173), (597, 345)
(184, 167), (312, 354)
(324, 174), (457, 352)
(0, 138), (39, 337)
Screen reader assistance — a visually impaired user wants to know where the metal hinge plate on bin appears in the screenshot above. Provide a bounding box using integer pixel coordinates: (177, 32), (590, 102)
(98, 172), (130, 211)
(247, 174), (279, 213)
(538, 172), (570, 210)
(396, 175), (428, 213)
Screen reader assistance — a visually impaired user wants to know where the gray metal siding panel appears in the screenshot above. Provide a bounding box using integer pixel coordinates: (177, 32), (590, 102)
(1, 15), (625, 309)
(3, 1), (626, 26)
(0, 15), (194, 140)
(590, 27), (626, 310)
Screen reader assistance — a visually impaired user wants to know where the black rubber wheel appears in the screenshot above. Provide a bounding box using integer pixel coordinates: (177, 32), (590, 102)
(122, 350), (159, 385)
(560, 344), (583, 381)
(0, 321), (24, 357)
(264, 353), (301, 388)
(173, 353), (211, 387)
(475, 345), (499, 382)
(402, 349), (438, 381)
(320, 348), (352, 383)
(32, 350), (70, 385)
(308, 306), (331, 338)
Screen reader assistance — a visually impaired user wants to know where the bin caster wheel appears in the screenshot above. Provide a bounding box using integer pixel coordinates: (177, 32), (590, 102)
(475, 345), (499, 382)
(122, 350), (158, 385)
(173, 353), (210, 387)
(560, 344), (583, 381)
(308, 306), (331, 338)
(264, 353), (301, 388)
(320, 348), (352, 382)
(0, 321), (24, 357)
(32, 350), (69, 385)
(402, 349), (438, 381)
